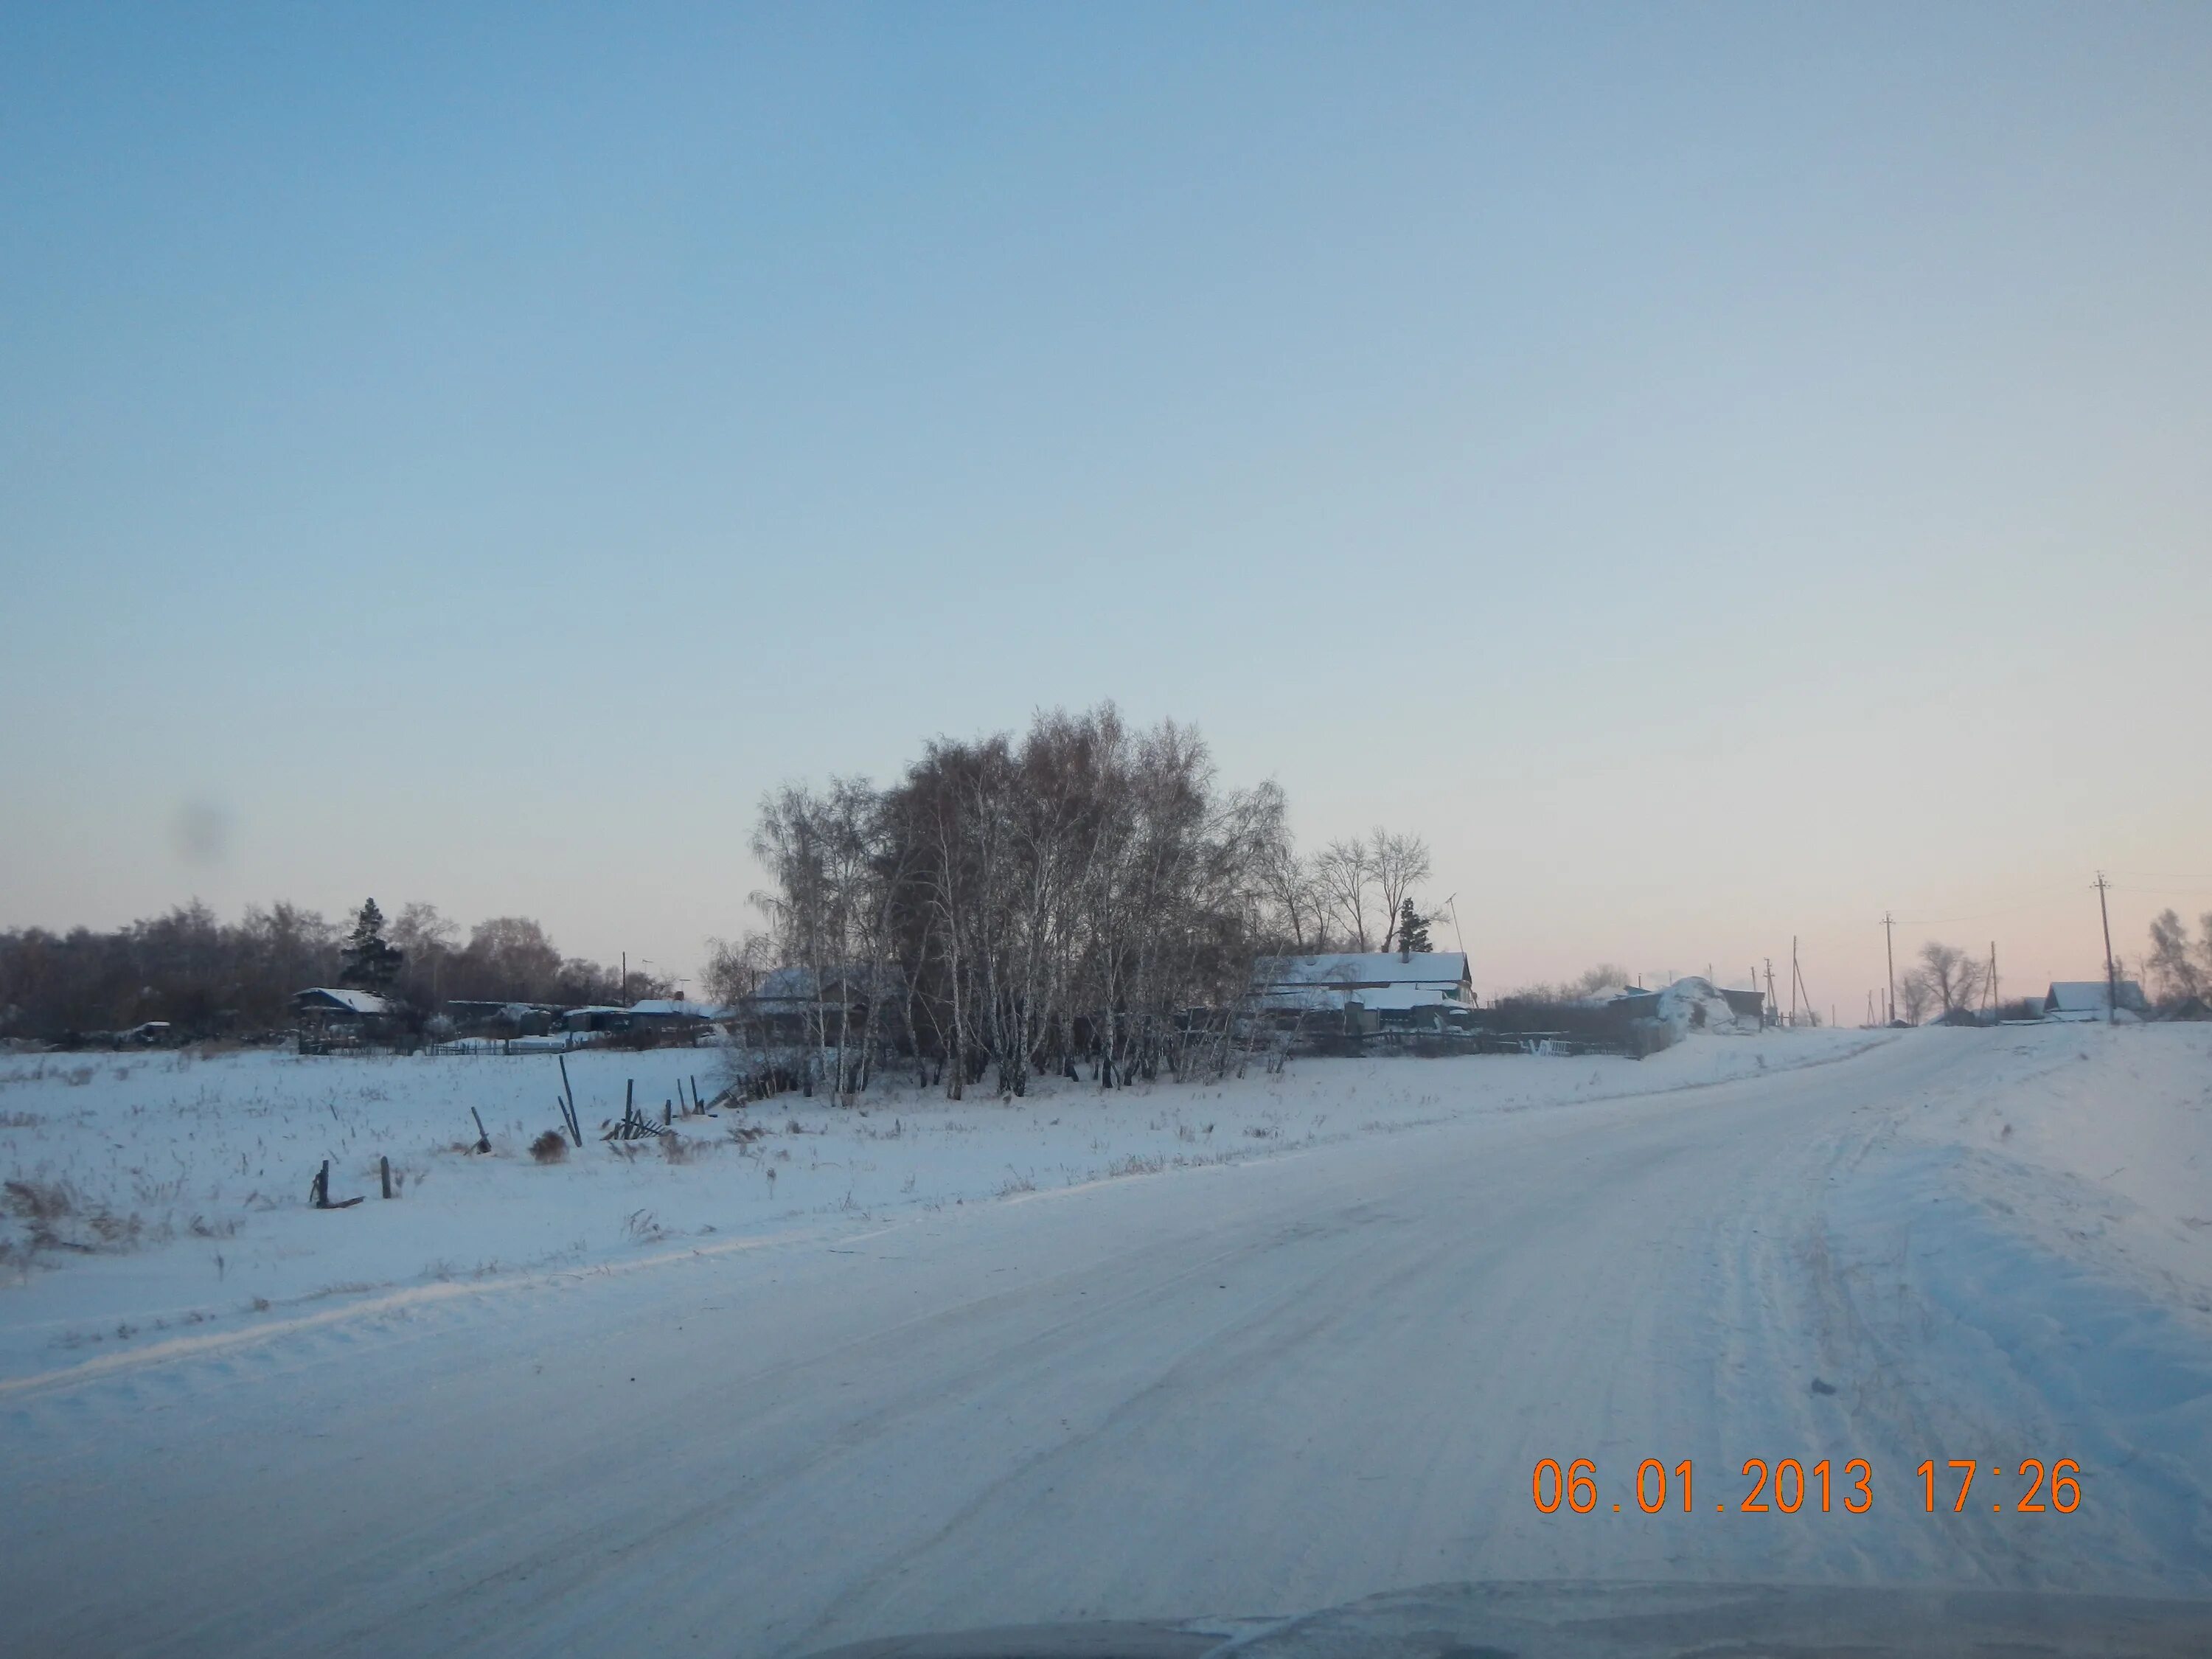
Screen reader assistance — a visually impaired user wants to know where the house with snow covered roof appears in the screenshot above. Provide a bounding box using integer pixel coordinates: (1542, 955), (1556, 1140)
(291, 987), (403, 1046)
(2043, 980), (2149, 1020)
(627, 998), (733, 1026)
(1249, 951), (1474, 1018)
(736, 965), (906, 1045)
(291, 987), (396, 1020)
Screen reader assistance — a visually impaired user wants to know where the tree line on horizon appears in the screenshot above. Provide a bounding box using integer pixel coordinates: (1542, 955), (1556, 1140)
(0, 900), (670, 1042)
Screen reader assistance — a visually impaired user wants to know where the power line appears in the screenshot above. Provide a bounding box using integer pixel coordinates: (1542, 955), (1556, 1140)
(1890, 894), (2084, 926)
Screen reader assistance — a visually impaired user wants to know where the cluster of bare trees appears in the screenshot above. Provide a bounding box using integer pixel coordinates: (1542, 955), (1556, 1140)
(2146, 908), (2212, 1006)
(712, 704), (1436, 1099)
(0, 902), (342, 1039)
(0, 902), (658, 1041)
(1502, 963), (1637, 1004)
(1895, 941), (1989, 1023)
(383, 907), (663, 1009)
(1272, 828), (1434, 954)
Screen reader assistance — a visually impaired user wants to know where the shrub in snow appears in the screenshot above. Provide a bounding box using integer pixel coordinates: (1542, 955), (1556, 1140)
(529, 1130), (568, 1164)
(3, 1177), (141, 1258)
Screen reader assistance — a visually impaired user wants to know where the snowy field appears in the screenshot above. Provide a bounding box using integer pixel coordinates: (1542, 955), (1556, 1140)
(0, 1029), (1877, 1382)
(3, 1023), (2210, 1657)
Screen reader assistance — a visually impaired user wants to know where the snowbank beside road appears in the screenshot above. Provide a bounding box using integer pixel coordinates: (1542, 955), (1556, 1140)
(1897, 1021), (2212, 1321)
(0, 1030), (1878, 1382)
(1799, 1024), (2212, 1593)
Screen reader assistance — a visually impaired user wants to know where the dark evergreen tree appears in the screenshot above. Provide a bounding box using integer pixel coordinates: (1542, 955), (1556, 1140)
(1394, 898), (1432, 954)
(340, 898), (405, 994)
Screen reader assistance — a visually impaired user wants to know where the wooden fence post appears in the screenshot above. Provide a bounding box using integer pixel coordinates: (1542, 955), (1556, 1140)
(558, 1054), (583, 1147)
(380, 1155), (393, 1200)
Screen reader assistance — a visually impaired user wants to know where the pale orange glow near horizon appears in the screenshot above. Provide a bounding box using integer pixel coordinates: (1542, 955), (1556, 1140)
(3, 9), (2206, 1011)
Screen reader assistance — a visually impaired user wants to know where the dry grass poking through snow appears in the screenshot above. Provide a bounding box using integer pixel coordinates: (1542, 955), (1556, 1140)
(1, 1177), (142, 1267)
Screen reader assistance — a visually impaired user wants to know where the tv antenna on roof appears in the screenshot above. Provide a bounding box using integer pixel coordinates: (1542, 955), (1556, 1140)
(1438, 892), (1467, 958)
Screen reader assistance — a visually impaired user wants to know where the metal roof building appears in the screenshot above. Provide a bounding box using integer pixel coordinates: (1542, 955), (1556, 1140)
(1250, 951), (1473, 1013)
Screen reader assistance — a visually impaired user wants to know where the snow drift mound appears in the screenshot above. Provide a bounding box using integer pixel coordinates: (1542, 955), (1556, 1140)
(1655, 975), (1760, 1036)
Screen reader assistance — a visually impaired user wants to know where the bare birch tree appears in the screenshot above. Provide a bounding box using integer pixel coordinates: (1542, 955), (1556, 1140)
(746, 703), (1409, 1099)
(1369, 829), (1432, 953)
(1314, 839), (1375, 951)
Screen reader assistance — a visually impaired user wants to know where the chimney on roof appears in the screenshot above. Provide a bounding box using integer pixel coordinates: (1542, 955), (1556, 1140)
(1400, 941), (1411, 964)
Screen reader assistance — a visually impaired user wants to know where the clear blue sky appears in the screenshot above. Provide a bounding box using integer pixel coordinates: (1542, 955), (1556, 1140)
(4, 4), (2208, 1005)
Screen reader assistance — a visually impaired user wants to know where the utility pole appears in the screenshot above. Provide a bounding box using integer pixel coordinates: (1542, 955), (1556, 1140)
(1881, 912), (1897, 1027)
(1764, 958), (1777, 1026)
(2094, 872), (2118, 1026)
(1789, 936), (1800, 1028)
(1986, 941), (1998, 1016)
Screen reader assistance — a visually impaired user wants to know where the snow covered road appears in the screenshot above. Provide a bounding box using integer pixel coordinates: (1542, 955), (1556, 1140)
(4, 1029), (2209, 1656)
